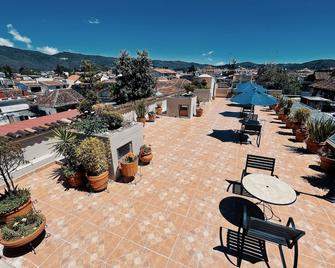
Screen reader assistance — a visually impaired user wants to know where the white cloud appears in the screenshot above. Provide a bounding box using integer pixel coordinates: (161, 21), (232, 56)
(6, 24), (32, 48)
(215, 61), (224, 66)
(207, 57), (213, 62)
(0, 37), (14, 47)
(88, 17), (100, 24)
(202, 50), (214, 56)
(37, 46), (59, 55)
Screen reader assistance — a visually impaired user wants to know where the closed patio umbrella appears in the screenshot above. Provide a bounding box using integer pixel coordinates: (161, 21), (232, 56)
(231, 88), (277, 106)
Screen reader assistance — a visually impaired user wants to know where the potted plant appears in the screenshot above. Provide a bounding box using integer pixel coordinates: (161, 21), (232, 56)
(196, 99), (204, 117)
(120, 153), (138, 177)
(0, 212), (46, 249)
(319, 145), (335, 173)
(52, 128), (82, 188)
(280, 99), (293, 123)
(275, 96), (285, 114)
(76, 137), (109, 192)
(306, 118), (335, 154)
(291, 108), (311, 136)
(148, 111), (156, 122)
(134, 99), (148, 125)
(0, 138), (32, 224)
(155, 102), (163, 115)
(139, 145), (153, 164)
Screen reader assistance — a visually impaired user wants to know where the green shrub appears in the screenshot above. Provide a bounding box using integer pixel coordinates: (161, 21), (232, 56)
(0, 189), (31, 216)
(307, 118), (335, 143)
(1, 213), (43, 241)
(76, 137), (108, 176)
(73, 116), (108, 135)
(134, 99), (147, 118)
(100, 111), (124, 130)
(292, 108), (311, 125)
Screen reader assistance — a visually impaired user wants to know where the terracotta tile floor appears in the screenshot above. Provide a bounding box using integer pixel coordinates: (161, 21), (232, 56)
(1, 98), (334, 267)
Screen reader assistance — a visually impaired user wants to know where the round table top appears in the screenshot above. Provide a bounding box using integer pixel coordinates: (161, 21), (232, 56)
(242, 174), (297, 205)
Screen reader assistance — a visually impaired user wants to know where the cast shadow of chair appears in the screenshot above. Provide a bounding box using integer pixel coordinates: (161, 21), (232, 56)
(220, 111), (241, 118)
(208, 130), (249, 144)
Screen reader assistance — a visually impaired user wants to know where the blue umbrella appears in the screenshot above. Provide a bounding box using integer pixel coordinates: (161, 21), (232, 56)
(236, 82), (266, 94)
(231, 88), (277, 106)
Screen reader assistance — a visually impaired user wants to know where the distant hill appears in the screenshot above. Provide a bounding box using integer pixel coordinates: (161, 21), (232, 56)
(0, 46), (205, 71)
(0, 46), (334, 71)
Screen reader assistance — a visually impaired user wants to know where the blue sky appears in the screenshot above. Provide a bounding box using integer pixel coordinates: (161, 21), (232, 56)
(0, 0), (334, 64)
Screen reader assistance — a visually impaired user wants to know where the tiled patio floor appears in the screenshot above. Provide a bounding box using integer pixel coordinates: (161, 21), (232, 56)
(1, 98), (334, 267)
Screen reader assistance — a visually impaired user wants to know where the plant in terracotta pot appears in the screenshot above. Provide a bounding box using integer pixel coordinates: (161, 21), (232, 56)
(291, 108), (311, 136)
(196, 99), (204, 117)
(0, 212), (46, 249)
(52, 127), (82, 188)
(148, 111), (156, 122)
(76, 137), (109, 192)
(134, 99), (148, 125)
(155, 102), (163, 115)
(281, 99), (293, 123)
(306, 118), (335, 154)
(319, 145), (335, 173)
(275, 96), (285, 115)
(0, 138), (32, 224)
(120, 153), (138, 177)
(139, 145), (153, 164)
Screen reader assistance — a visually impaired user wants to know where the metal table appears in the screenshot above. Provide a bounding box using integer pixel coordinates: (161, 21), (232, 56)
(242, 174), (297, 221)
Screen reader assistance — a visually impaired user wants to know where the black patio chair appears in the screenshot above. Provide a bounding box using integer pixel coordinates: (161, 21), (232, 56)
(227, 154), (276, 197)
(239, 123), (262, 147)
(237, 206), (305, 268)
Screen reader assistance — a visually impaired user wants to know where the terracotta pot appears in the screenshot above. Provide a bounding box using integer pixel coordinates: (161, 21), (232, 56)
(137, 117), (146, 126)
(66, 172), (82, 188)
(148, 114), (156, 122)
(305, 138), (324, 154)
(0, 214), (46, 248)
(140, 152), (153, 164)
(120, 160), (138, 177)
(292, 123), (301, 134)
(295, 129), (307, 142)
(0, 199), (33, 224)
(278, 113), (285, 121)
(269, 104), (276, 110)
(320, 156), (335, 173)
(87, 171), (109, 192)
(274, 105), (280, 114)
(155, 106), (162, 115)
(285, 120), (295, 129)
(196, 108), (204, 117)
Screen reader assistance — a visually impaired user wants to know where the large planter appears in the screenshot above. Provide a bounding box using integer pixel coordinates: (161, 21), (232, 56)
(148, 114), (156, 122)
(305, 138), (324, 154)
(140, 152), (153, 164)
(292, 123), (302, 134)
(196, 107), (204, 117)
(320, 156), (335, 173)
(278, 113), (285, 121)
(137, 117), (146, 126)
(270, 104), (276, 110)
(155, 106), (162, 115)
(0, 214), (46, 248)
(285, 120), (295, 129)
(66, 172), (83, 188)
(87, 171), (109, 192)
(295, 129), (307, 142)
(274, 105), (280, 114)
(120, 159), (138, 177)
(0, 199), (33, 224)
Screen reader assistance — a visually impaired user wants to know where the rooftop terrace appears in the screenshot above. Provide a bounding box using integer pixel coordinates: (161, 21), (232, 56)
(1, 98), (334, 267)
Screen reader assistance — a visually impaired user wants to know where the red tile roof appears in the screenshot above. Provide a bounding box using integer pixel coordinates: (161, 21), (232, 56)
(311, 79), (335, 92)
(0, 109), (79, 136)
(36, 89), (84, 108)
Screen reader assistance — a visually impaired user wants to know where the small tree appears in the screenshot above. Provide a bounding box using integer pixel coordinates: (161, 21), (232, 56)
(0, 65), (13, 78)
(0, 138), (25, 194)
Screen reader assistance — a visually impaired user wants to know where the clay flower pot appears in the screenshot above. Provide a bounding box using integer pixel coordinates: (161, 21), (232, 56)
(120, 154), (138, 177)
(155, 106), (163, 115)
(285, 120), (295, 129)
(0, 199), (33, 224)
(295, 129), (307, 142)
(196, 107), (204, 117)
(0, 214), (46, 248)
(148, 113), (156, 122)
(320, 156), (335, 173)
(278, 113), (285, 121)
(66, 172), (83, 188)
(140, 152), (153, 164)
(87, 171), (109, 192)
(274, 105), (280, 114)
(305, 138), (324, 154)
(137, 117), (146, 126)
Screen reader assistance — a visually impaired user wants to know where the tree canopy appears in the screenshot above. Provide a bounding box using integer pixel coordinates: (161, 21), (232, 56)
(114, 50), (156, 103)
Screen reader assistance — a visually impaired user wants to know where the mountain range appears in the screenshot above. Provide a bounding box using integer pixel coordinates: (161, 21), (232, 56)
(0, 46), (335, 71)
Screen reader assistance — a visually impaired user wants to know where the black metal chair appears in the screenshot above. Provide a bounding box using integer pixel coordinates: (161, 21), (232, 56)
(240, 105), (254, 118)
(237, 206), (305, 268)
(227, 154), (276, 197)
(240, 122), (262, 147)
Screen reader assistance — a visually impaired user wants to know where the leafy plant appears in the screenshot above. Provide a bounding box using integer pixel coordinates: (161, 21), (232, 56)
(277, 96), (286, 109)
(307, 118), (335, 143)
(0, 189), (30, 216)
(61, 165), (78, 178)
(1, 213), (43, 241)
(99, 111), (124, 130)
(134, 99), (148, 118)
(52, 128), (78, 167)
(76, 137), (108, 176)
(121, 153), (138, 163)
(139, 145), (152, 156)
(72, 116), (108, 135)
(0, 137), (28, 203)
(292, 108), (311, 125)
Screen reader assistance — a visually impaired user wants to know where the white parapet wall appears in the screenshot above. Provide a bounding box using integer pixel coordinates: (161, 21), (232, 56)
(167, 95), (197, 118)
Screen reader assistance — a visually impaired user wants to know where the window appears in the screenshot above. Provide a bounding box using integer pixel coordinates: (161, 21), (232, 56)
(117, 142), (133, 159)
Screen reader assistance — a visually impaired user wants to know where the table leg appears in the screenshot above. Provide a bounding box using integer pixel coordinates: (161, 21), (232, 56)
(256, 201), (281, 222)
